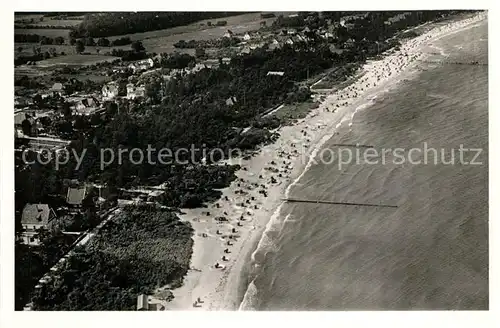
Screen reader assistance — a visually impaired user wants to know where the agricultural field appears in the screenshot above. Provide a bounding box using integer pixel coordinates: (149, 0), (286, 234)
(14, 14), (45, 23)
(36, 54), (120, 67)
(30, 19), (83, 27)
(15, 28), (72, 38)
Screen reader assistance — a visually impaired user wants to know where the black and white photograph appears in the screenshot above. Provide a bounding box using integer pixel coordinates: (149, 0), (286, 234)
(3, 2), (492, 321)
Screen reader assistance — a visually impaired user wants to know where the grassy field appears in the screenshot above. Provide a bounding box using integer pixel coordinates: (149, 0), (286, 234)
(15, 28), (72, 38)
(15, 12), (287, 55)
(36, 54), (120, 67)
(272, 101), (318, 122)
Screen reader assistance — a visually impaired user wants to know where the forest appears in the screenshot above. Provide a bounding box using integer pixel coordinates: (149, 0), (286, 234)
(30, 207), (193, 310)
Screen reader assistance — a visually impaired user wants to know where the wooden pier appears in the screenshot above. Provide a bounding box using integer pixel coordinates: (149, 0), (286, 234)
(329, 143), (375, 149)
(282, 198), (398, 208)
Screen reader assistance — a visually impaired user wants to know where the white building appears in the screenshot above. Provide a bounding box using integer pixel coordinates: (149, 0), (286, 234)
(102, 83), (119, 100)
(20, 204), (57, 245)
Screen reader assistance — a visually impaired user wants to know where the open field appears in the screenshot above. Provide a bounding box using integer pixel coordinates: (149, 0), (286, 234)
(15, 28), (72, 38)
(29, 19), (83, 27)
(36, 54), (120, 67)
(107, 12), (284, 54)
(15, 43), (132, 57)
(272, 101), (319, 121)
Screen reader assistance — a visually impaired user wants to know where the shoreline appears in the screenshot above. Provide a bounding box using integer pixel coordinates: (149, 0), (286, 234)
(163, 12), (486, 311)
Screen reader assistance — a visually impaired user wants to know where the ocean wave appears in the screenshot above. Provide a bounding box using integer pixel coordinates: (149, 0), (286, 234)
(238, 280), (259, 310)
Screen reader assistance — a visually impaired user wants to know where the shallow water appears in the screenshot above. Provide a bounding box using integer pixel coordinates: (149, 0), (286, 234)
(241, 20), (488, 310)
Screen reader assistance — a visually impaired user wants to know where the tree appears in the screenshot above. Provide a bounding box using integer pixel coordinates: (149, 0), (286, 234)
(85, 37), (95, 47)
(74, 116), (87, 130)
(62, 102), (72, 118)
(75, 40), (85, 54)
(105, 102), (118, 116)
(131, 40), (145, 53)
(21, 119), (32, 136)
(54, 36), (65, 45)
(32, 46), (41, 55)
(97, 37), (110, 47)
(195, 47), (206, 59)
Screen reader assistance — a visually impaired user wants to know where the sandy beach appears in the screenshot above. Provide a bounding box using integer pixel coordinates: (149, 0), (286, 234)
(161, 12), (487, 311)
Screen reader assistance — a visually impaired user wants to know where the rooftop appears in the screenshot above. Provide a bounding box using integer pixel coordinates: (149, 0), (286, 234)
(21, 204), (54, 226)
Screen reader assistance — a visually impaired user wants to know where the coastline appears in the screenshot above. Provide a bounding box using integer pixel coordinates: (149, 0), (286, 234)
(164, 12), (487, 311)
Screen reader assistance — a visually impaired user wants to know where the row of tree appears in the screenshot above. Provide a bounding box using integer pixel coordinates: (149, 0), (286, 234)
(15, 34), (65, 45)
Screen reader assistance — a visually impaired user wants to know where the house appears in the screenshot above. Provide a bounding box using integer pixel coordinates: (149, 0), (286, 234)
(223, 30), (234, 38)
(75, 97), (100, 116)
(250, 43), (265, 50)
(322, 32), (334, 40)
(66, 184), (87, 207)
(129, 58), (155, 72)
(76, 97), (99, 110)
(303, 26), (311, 33)
(222, 57), (231, 65)
(344, 38), (356, 49)
(14, 112), (28, 126)
(15, 96), (30, 107)
(285, 38), (294, 45)
(287, 28), (297, 35)
(243, 33), (251, 41)
(49, 83), (64, 96)
(240, 46), (251, 55)
(137, 294), (148, 310)
(102, 83), (119, 100)
(226, 96), (237, 106)
(267, 71), (285, 76)
(147, 190), (165, 202)
(190, 63), (208, 73)
(329, 44), (345, 55)
(20, 204), (57, 245)
(137, 294), (164, 311)
(126, 84), (146, 100)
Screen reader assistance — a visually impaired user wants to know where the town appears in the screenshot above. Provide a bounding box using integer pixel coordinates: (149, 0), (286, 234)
(14, 10), (474, 311)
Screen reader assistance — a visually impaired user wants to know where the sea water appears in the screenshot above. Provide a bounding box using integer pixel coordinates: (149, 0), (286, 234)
(240, 19), (488, 310)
